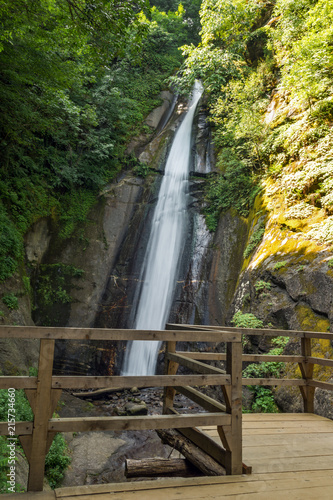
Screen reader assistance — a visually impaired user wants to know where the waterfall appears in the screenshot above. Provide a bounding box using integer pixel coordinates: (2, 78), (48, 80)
(122, 81), (203, 376)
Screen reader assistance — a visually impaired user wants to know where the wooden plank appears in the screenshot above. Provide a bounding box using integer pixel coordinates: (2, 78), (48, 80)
(52, 374), (231, 389)
(167, 352), (226, 375)
(0, 325), (241, 342)
(165, 407), (246, 472)
(174, 386), (227, 413)
(167, 323), (333, 340)
(25, 388), (62, 415)
(55, 470), (333, 498)
(242, 432), (333, 447)
(242, 378), (306, 386)
(27, 339), (55, 491)
(48, 413), (232, 433)
(224, 341), (242, 475)
(304, 331), (333, 341)
(240, 413), (327, 420)
(0, 377), (37, 389)
(176, 352), (305, 363)
(299, 337), (315, 412)
(19, 435), (32, 461)
(1, 492), (55, 499)
(215, 426), (333, 436)
(176, 426), (227, 465)
(0, 421), (33, 435)
(176, 352), (227, 361)
(309, 380), (333, 391)
(245, 454), (333, 473)
(242, 355), (304, 363)
(308, 356), (333, 368)
(167, 323), (304, 338)
(242, 443), (333, 460)
(55, 475), (333, 499)
(242, 420), (333, 429)
(1, 324), (332, 341)
(163, 341), (177, 413)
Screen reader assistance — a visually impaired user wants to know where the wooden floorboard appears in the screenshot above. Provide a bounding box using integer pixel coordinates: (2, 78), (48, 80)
(5, 413), (333, 499)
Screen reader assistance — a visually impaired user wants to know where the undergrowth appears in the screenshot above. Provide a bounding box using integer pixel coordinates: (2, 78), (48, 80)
(0, 389), (70, 491)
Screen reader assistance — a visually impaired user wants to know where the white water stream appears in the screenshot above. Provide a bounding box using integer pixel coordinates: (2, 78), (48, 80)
(122, 81), (203, 376)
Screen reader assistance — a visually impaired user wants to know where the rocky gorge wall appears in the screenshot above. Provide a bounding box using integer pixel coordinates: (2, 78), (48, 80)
(208, 191), (333, 416)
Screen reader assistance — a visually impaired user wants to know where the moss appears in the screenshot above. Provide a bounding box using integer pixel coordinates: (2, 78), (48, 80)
(295, 303), (329, 332)
(3, 361), (20, 376)
(311, 338), (333, 380)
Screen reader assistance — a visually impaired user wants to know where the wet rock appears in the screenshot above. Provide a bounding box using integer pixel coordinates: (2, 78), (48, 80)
(124, 402), (148, 416)
(144, 91), (174, 130)
(25, 218), (51, 266)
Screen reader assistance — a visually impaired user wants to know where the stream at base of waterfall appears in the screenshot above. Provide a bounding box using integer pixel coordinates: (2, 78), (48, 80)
(122, 82), (204, 376)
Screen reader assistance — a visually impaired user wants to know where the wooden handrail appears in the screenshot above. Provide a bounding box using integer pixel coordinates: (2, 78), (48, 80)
(0, 325), (241, 342)
(167, 323), (333, 340)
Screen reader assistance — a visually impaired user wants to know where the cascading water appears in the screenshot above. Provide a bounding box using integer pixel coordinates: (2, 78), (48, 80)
(122, 81), (203, 376)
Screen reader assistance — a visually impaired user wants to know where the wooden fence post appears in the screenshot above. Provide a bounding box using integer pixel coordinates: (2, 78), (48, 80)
(299, 337), (315, 413)
(218, 340), (242, 475)
(26, 339), (56, 491)
(163, 341), (178, 413)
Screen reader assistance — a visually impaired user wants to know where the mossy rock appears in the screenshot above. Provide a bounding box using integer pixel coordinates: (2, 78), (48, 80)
(295, 303), (329, 332)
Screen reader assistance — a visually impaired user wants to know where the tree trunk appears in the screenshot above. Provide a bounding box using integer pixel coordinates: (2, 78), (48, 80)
(125, 458), (202, 478)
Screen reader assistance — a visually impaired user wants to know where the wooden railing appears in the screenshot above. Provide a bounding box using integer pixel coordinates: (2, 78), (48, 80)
(0, 325), (242, 491)
(167, 324), (333, 414)
(1, 324), (332, 492)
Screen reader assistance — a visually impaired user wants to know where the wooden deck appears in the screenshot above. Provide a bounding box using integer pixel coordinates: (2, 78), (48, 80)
(5, 413), (333, 499)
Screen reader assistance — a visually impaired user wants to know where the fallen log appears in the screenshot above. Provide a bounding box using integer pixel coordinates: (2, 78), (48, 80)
(72, 387), (121, 398)
(125, 458), (202, 478)
(72, 387), (140, 399)
(156, 428), (226, 476)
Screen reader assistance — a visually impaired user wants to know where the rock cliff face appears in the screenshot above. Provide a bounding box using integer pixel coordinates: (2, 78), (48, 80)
(0, 90), (178, 375)
(208, 193), (333, 417)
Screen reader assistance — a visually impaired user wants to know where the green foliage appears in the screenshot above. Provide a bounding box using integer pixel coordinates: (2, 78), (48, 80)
(243, 361), (283, 378)
(44, 433), (71, 489)
(203, 168), (261, 231)
(273, 261), (287, 271)
(328, 259), (333, 268)
(272, 0), (333, 107)
(28, 366), (38, 377)
(22, 276), (31, 295)
(0, 203), (23, 281)
(0, 0), (193, 283)
(0, 389), (33, 422)
(231, 311), (264, 329)
(37, 264), (84, 307)
(0, 388), (33, 490)
(2, 294), (18, 310)
(35, 263), (84, 325)
(241, 328), (284, 415)
(58, 190), (97, 240)
(254, 279), (271, 294)
(133, 162), (150, 178)
(0, 389), (70, 490)
(243, 336), (288, 413)
(250, 386), (279, 413)
(0, 436), (24, 493)
(244, 220), (266, 258)
(170, 1), (274, 228)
